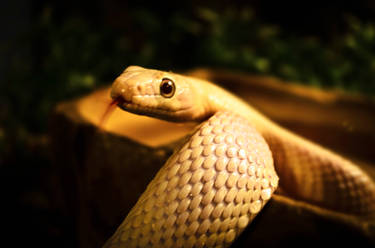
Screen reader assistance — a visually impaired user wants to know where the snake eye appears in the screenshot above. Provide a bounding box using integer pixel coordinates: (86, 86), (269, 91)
(160, 78), (175, 98)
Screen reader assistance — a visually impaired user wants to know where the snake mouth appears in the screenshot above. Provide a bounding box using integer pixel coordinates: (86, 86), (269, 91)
(116, 98), (138, 112)
(117, 100), (168, 115)
(115, 97), (192, 122)
(113, 95), (134, 110)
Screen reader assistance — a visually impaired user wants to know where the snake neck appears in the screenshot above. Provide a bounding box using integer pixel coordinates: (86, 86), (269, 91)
(199, 80), (278, 134)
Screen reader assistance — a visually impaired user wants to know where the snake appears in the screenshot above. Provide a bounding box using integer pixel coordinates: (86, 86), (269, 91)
(102, 65), (375, 248)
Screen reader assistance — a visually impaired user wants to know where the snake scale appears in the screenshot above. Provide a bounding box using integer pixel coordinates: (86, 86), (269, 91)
(103, 66), (375, 248)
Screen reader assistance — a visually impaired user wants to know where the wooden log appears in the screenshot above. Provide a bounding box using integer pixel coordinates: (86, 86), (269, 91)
(49, 87), (189, 248)
(49, 69), (375, 248)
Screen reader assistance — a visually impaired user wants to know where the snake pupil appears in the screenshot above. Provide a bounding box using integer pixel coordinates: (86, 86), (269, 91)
(162, 82), (172, 94)
(160, 78), (175, 98)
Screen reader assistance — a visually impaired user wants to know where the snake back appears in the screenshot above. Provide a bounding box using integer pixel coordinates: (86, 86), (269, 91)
(103, 111), (278, 248)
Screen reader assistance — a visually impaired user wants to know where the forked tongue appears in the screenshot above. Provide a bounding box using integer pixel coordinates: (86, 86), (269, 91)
(99, 97), (122, 129)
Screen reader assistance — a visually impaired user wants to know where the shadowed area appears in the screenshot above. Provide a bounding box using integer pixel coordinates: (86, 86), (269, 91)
(2, 1), (375, 248)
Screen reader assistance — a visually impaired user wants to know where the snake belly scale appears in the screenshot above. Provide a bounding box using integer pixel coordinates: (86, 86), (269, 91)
(103, 66), (375, 248)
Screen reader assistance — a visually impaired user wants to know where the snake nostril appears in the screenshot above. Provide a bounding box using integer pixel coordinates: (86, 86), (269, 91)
(137, 84), (144, 94)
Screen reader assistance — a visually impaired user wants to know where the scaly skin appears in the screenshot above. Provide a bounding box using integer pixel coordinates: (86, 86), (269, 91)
(103, 66), (375, 248)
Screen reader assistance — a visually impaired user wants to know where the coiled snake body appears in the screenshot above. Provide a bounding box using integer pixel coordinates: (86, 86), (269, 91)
(104, 66), (375, 248)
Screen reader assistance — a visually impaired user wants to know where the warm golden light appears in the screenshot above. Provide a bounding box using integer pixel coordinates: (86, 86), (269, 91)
(78, 87), (195, 147)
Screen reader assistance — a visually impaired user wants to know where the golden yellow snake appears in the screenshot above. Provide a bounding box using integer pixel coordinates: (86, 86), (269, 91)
(103, 65), (375, 248)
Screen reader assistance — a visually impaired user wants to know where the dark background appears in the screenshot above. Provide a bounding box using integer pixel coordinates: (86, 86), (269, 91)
(1, 1), (375, 247)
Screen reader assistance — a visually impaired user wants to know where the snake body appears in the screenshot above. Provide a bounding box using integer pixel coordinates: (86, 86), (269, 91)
(103, 66), (375, 248)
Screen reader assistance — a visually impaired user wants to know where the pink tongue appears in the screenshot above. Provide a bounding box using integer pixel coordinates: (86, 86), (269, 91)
(99, 97), (123, 129)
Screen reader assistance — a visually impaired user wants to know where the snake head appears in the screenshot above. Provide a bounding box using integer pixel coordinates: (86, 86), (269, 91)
(110, 66), (209, 122)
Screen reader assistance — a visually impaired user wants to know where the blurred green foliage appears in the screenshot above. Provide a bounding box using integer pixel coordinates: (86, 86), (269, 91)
(1, 6), (375, 152)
